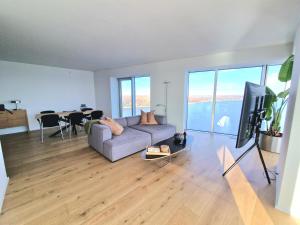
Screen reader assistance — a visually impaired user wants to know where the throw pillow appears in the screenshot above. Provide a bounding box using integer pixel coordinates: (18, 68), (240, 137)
(140, 110), (148, 124)
(100, 117), (124, 135)
(147, 111), (158, 125)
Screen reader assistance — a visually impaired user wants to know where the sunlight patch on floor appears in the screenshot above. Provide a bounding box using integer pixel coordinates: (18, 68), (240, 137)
(217, 146), (274, 225)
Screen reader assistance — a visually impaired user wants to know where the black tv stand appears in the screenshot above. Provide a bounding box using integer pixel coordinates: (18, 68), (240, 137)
(222, 111), (271, 184)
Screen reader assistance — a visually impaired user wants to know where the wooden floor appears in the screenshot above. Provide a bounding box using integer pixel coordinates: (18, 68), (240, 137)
(0, 130), (299, 225)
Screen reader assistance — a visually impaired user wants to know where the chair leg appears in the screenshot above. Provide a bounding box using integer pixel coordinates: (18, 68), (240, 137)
(59, 123), (64, 140)
(69, 123), (72, 139)
(74, 125), (78, 135)
(41, 124), (44, 143)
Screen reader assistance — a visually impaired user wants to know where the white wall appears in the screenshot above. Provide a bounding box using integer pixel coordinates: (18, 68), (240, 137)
(94, 43), (292, 132)
(0, 61), (96, 134)
(110, 77), (120, 118)
(94, 72), (111, 117)
(276, 25), (300, 218)
(0, 141), (8, 212)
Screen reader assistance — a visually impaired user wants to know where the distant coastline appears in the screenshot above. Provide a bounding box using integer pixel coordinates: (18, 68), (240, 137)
(189, 95), (243, 103)
(120, 94), (243, 107)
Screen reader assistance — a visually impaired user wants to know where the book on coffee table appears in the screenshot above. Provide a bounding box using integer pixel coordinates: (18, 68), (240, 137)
(146, 145), (170, 156)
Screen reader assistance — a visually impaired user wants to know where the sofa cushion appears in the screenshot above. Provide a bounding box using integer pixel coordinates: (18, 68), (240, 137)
(130, 124), (176, 144)
(103, 127), (151, 162)
(154, 115), (167, 125)
(100, 117), (124, 136)
(140, 111), (148, 125)
(147, 111), (158, 125)
(88, 124), (112, 154)
(126, 116), (141, 126)
(114, 117), (127, 127)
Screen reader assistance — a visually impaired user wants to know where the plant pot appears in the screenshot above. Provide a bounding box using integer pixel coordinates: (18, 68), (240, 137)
(259, 132), (282, 153)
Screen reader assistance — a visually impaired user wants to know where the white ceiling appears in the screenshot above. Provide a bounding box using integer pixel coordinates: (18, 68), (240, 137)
(0, 0), (300, 71)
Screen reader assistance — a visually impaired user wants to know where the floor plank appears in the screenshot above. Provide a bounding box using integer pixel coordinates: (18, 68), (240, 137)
(0, 130), (299, 225)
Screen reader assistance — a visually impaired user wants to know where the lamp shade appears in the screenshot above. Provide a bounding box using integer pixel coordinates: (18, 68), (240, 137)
(11, 100), (21, 104)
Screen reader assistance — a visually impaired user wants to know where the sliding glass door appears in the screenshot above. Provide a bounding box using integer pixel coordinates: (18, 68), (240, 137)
(119, 76), (150, 117)
(187, 71), (215, 131)
(119, 79), (133, 117)
(214, 67), (262, 135)
(135, 76), (151, 115)
(187, 66), (263, 135)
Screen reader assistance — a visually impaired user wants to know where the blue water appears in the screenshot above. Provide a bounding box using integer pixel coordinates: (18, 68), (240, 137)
(122, 103), (242, 135)
(122, 107), (150, 117)
(187, 101), (242, 135)
(187, 101), (287, 135)
(123, 102), (287, 135)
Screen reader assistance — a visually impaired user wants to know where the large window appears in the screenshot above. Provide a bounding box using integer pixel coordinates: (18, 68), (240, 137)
(187, 66), (263, 135)
(214, 67), (262, 134)
(119, 76), (150, 117)
(119, 79), (133, 117)
(265, 65), (290, 132)
(187, 71), (215, 131)
(135, 77), (151, 115)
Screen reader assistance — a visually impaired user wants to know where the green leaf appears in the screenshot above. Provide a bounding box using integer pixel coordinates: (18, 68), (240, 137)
(279, 55), (294, 82)
(264, 86), (277, 109)
(273, 110), (282, 132)
(277, 88), (289, 99)
(265, 86), (276, 97)
(265, 107), (273, 121)
(272, 105), (277, 120)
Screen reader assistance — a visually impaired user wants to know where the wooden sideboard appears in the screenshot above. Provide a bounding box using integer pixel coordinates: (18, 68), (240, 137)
(0, 109), (29, 130)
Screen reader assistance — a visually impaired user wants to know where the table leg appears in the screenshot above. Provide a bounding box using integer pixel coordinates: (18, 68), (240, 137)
(49, 125), (69, 137)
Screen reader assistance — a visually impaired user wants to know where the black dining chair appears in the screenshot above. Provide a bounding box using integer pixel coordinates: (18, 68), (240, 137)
(37, 110), (56, 125)
(81, 108), (93, 120)
(40, 110), (55, 114)
(40, 114), (64, 143)
(91, 110), (103, 120)
(68, 112), (84, 138)
(81, 108), (93, 112)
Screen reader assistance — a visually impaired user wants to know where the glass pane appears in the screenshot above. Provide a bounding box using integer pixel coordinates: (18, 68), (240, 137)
(266, 65), (290, 95)
(187, 71), (215, 131)
(120, 79), (132, 117)
(266, 65), (290, 132)
(214, 67), (262, 135)
(135, 76), (151, 115)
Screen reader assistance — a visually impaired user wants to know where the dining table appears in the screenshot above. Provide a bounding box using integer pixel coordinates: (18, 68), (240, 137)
(35, 110), (94, 137)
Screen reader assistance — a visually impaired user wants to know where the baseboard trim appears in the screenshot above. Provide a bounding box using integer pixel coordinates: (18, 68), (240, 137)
(0, 176), (9, 213)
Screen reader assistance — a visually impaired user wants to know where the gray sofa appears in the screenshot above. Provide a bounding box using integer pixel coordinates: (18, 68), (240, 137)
(88, 115), (176, 162)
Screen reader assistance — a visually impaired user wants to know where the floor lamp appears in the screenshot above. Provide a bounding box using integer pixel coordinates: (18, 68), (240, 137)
(156, 81), (170, 122)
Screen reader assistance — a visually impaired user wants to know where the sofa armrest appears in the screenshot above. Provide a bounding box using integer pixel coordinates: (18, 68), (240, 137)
(155, 115), (167, 125)
(88, 124), (112, 154)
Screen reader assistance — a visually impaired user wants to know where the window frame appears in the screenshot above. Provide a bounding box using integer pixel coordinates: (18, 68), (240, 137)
(186, 65), (270, 135)
(118, 75), (150, 117)
(118, 77), (134, 117)
(186, 69), (216, 133)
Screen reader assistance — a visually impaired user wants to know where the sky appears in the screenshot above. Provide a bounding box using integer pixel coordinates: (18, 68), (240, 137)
(120, 76), (150, 96)
(119, 65), (286, 99)
(188, 65), (283, 96)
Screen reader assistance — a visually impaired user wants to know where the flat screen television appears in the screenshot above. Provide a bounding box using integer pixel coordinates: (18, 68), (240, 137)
(236, 82), (266, 148)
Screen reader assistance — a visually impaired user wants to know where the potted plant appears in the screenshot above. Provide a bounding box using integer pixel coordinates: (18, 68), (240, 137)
(260, 55), (294, 153)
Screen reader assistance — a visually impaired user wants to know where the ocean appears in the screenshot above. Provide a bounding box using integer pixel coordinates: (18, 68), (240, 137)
(122, 107), (151, 117)
(121, 102), (243, 135)
(121, 101), (286, 136)
(187, 101), (243, 135)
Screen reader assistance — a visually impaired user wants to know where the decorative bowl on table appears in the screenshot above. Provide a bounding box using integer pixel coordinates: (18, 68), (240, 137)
(174, 132), (186, 145)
